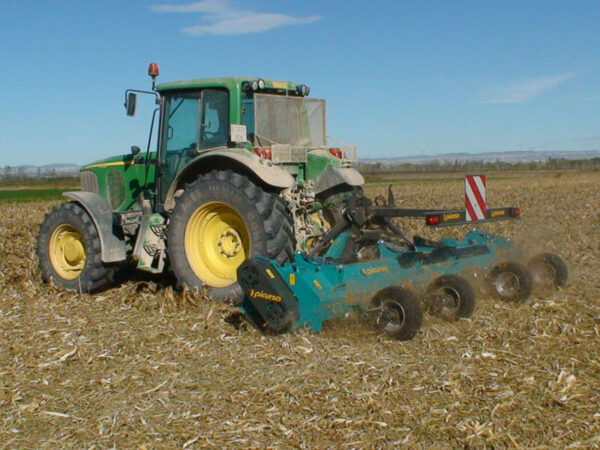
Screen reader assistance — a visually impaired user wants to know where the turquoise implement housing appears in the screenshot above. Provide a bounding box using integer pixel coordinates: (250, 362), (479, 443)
(238, 228), (522, 334)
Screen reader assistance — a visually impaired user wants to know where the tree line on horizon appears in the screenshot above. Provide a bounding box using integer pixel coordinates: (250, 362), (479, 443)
(1, 157), (599, 184)
(356, 157), (600, 174)
(0, 166), (78, 187)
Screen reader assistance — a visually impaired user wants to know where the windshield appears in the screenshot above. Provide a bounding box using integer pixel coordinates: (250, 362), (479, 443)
(253, 94), (326, 148)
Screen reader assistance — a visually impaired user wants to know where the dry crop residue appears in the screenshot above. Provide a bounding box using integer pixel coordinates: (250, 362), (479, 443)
(0, 171), (599, 447)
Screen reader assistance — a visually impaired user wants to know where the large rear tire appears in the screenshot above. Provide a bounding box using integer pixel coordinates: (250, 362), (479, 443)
(167, 170), (295, 302)
(319, 185), (362, 226)
(37, 202), (115, 292)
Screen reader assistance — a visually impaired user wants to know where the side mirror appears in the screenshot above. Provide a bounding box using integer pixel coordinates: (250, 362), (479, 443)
(125, 92), (137, 116)
(131, 145), (141, 156)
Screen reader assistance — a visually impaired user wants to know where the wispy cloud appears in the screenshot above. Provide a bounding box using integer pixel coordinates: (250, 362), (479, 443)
(151, 0), (321, 36)
(480, 73), (576, 104)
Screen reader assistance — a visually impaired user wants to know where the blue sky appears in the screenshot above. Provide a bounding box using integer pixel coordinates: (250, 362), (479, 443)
(1, 0), (599, 166)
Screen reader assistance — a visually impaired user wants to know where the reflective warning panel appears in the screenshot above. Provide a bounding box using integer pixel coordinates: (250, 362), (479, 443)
(465, 175), (486, 221)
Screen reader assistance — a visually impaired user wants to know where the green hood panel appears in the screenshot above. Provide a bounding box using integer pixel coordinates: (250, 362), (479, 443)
(81, 154), (156, 212)
(82, 154), (136, 170)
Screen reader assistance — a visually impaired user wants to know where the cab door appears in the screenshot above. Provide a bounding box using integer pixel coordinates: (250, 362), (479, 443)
(159, 89), (229, 203)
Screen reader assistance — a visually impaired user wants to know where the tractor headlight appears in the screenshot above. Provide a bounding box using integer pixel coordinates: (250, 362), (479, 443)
(248, 79), (265, 91)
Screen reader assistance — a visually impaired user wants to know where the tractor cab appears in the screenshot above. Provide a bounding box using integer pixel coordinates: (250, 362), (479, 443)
(153, 74), (334, 204)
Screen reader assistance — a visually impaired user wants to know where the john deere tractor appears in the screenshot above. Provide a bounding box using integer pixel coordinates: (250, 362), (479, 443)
(37, 63), (363, 300)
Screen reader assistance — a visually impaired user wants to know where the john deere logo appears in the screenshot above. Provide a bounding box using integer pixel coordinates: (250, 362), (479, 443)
(361, 266), (389, 276)
(491, 210), (505, 217)
(249, 289), (282, 302)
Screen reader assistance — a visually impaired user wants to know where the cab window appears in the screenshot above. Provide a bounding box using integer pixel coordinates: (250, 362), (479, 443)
(241, 92), (255, 143)
(160, 90), (229, 202)
(199, 90), (229, 149)
(165, 96), (200, 153)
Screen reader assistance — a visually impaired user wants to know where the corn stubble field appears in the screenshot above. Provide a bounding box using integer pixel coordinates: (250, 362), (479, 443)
(1, 171), (599, 448)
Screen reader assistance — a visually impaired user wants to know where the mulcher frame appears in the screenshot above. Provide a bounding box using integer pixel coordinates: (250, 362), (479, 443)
(238, 189), (523, 334)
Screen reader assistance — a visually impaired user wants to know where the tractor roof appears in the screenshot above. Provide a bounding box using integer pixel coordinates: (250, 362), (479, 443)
(156, 76), (299, 93)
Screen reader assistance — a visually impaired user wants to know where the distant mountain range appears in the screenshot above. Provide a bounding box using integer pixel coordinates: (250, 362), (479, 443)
(359, 150), (600, 164)
(3, 149), (600, 176)
(2, 164), (81, 176)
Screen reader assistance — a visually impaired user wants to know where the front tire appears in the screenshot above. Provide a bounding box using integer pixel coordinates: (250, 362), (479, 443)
(369, 287), (422, 340)
(528, 252), (568, 289)
(37, 202), (115, 292)
(167, 170), (295, 302)
(487, 262), (532, 302)
(426, 274), (476, 321)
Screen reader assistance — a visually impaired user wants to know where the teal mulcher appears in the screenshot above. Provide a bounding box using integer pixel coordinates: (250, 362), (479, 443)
(237, 189), (568, 340)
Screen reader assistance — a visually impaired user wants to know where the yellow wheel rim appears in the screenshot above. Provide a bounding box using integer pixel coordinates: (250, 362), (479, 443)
(49, 224), (87, 280)
(185, 202), (251, 288)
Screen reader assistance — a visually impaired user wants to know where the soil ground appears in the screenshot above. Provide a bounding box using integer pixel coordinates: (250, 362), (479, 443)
(1, 171), (599, 447)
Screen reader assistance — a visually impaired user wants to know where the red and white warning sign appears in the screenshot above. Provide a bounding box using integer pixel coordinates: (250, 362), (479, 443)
(465, 175), (486, 221)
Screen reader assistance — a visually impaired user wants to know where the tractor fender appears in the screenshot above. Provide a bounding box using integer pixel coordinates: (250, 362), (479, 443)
(63, 191), (127, 263)
(314, 166), (365, 195)
(163, 150), (295, 210)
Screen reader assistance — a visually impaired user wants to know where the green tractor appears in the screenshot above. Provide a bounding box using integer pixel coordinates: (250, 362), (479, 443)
(37, 63), (363, 300)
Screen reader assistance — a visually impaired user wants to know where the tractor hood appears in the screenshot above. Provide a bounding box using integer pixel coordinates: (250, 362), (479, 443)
(82, 154), (137, 170)
(80, 153), (156, 213)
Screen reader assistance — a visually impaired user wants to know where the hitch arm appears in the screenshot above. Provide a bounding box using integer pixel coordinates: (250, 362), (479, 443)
(309, 214), (350, 257)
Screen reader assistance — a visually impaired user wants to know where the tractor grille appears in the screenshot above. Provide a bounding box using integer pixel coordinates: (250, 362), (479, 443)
(106, 170), (126, 209)
(80, 171), (99, 194)
(271, 145), (308, 163)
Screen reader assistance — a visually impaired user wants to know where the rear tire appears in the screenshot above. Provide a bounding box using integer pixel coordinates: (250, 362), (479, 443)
(319, 185), (362, 226)
(370, 287), (422, 340)
(37, 202), (115, 292)
(426, 274), (476, 321)
(167, 170), (295, 303)
(528, 252), (568, 289)
(487, 262), (532, 302)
